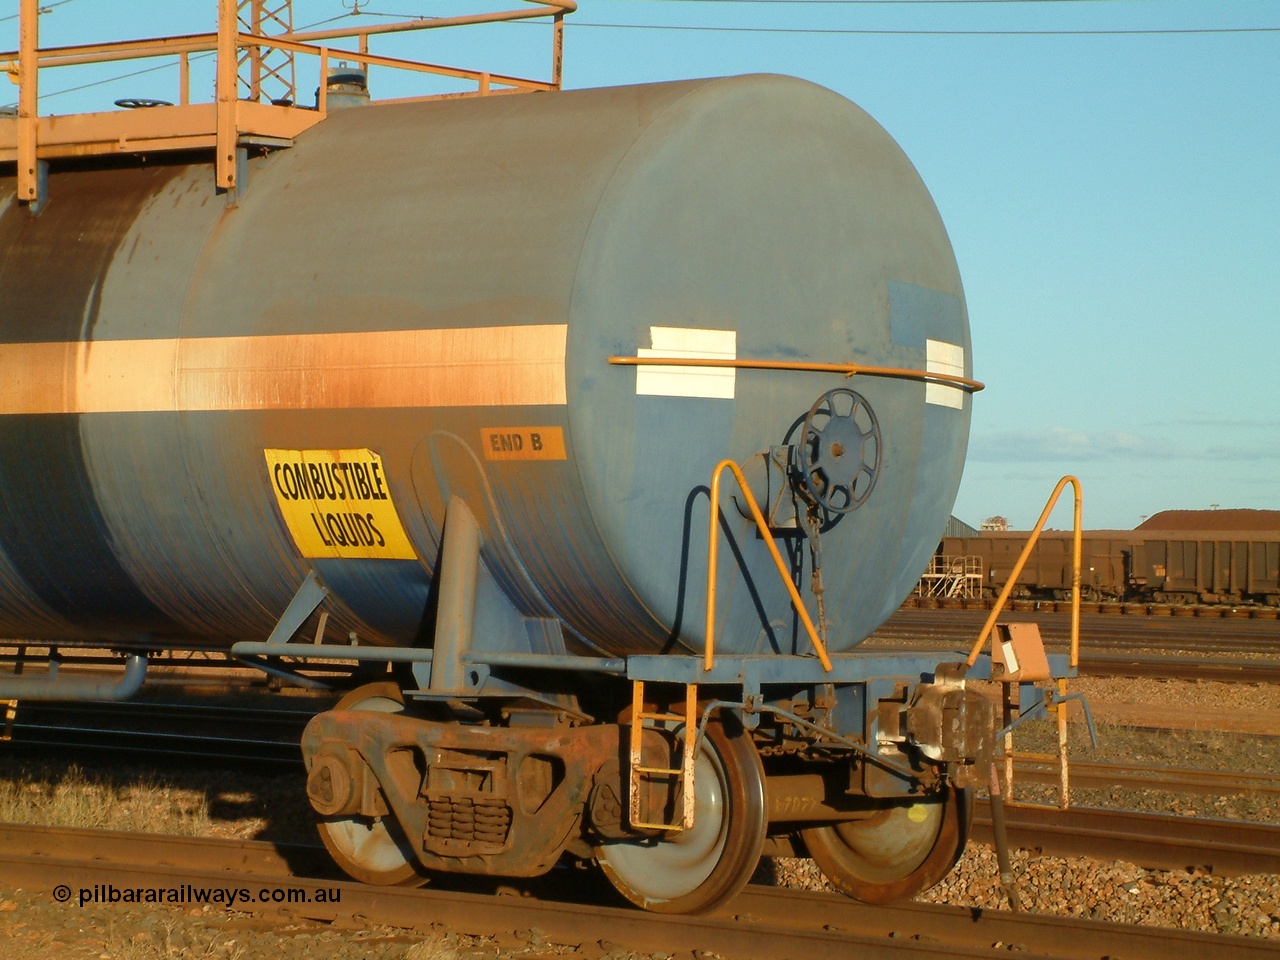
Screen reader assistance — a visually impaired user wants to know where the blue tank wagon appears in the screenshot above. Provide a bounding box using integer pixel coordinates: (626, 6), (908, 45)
(1, 29), (1074, 910)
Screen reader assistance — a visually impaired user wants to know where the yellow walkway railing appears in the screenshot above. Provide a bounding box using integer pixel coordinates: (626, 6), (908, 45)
(965, 475), (1083, 672)
(965, 475), (1084, 809)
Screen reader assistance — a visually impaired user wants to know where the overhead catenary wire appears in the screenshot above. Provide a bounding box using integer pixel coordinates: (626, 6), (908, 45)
(554, 22), (1280, 34)
(6, 0), (1274, 109)
(593, 0), (1187, 5)
(0, 0), (82, 25)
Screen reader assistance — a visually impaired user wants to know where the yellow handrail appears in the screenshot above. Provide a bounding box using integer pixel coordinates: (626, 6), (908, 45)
(608, 356), (985, 392)
(706, 460), (832, 673)
(964, 476), (1083, 670)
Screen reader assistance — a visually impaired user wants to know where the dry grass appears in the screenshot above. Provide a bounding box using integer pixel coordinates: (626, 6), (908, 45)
(0, 756), (317, 842)
(98, 923), (462, 960)
(102, 919), (249, 960)
(404, 936), (463, 960)
(0, 762), (214, 835)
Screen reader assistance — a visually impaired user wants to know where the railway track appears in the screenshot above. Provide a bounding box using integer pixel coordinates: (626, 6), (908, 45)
(904, 598), (1280, 619)
(874, 606), (1280, 653)
(1075, 653), (1280, 684)
(2, 698), (316, 765)
(1013, 757), (1280, 796)
(867, 607), (1280, 681)
(974, 802), (1280, 877)
(0, 823), (1273, 960)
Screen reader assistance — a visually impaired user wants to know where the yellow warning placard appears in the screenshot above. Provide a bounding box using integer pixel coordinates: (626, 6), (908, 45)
(264, 449), (417, 560)
(480, 426), (566, 461)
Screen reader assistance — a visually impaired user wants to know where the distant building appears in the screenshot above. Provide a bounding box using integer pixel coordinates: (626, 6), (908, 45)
(980, 515), (1009, 532)
(945, 515), (979, 538)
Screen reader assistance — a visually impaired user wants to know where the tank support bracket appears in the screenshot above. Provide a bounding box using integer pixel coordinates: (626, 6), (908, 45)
(265, 569), (330, 645)
(430, 495), (481, 695)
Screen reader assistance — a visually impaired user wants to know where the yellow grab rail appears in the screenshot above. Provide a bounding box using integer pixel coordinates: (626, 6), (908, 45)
(609, 356), (984, 393)
(965, 476), (1083, 671)
(706, 460), (832, 673)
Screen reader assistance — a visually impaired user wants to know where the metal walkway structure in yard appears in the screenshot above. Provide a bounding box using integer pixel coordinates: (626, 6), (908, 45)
(2, 0), (574, 207)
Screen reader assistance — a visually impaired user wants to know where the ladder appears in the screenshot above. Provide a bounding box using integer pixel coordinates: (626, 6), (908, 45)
(627, 680), (699, 831)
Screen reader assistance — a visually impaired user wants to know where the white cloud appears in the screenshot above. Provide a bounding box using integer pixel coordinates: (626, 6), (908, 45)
(968, 427), (1279, 464)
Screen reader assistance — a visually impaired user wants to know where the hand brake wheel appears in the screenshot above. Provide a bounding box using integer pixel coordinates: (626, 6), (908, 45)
(794, 387), (882, 514)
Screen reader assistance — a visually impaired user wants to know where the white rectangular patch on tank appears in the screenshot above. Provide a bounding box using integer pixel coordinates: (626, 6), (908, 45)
(925, 339), (965, 410)
(635, 327), (736, 400)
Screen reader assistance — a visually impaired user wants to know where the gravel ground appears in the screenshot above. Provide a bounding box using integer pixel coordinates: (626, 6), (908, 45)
(2, 674), (1279, 957)
(764, 846), (1280, 938)
(0, 889), (512, 960)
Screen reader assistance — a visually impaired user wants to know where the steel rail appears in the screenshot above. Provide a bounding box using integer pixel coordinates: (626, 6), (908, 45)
(974, 802), (1280, 878)
(867, 649), (1280, 686)
(867, 608), (1280, 678)
(0, 823), (1270, 960)
(1077, 655), (1280, 684)
(883, 607), (1280, 638)
(1010, 758), (1280, 797)
(2, 698), (313, 764)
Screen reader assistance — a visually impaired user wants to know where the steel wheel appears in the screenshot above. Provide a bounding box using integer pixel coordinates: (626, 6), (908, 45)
(314, 682), (426, 887)
(801, 785), (970, 903)
(597, 717), (766, 914)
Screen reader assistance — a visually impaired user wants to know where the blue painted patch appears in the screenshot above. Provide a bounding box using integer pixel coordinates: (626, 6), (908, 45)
(888, 280), (964, 351)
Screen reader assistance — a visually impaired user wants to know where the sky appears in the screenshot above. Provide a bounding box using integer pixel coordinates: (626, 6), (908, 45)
(3, 0), (1277, 531)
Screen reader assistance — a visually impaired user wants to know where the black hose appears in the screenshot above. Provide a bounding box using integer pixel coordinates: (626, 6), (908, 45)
(988, 761), (1022, 912)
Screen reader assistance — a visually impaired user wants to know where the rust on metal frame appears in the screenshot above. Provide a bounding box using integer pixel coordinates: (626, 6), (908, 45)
(1, 0), (577, 197)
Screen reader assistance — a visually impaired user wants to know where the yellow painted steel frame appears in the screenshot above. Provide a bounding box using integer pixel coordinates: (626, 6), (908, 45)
(15, 0), (38, 203)
(706, 460), (832, 673)
(964, 475), (1083, 671)
(608, 356), (985, 393)
(3, 0), (577, 196)
(963, 475), (1083, 810)
(217, 0), (239, 190)
(627, 680), (699, 831)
